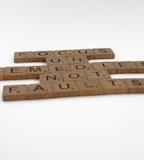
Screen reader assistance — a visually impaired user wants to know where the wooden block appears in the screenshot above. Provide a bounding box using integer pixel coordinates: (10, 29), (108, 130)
(62, 71), (87, 81)
(124, 79), (144, 93)
(70, 63), (93, 71)
(113, 61), (137, 73)
(26, 66), (49, 79)
(76, 80), (103, 96)
(86, 70), (111, 79)
(52, 81), (79, 97)
(100, 79), (128, 94)
(73, 49), (95, 60)
(14, 52), (34, 63)
(66, 55), (89, 64)
(40, 73), (63, 83)
(92, 48), (115, 59)
(54, 50), (74, 56)
(3, 85), (27, 101)
(46, 56), (68, 65)
(49, 64), (71, 73)
(0, 68), (4, 80)
(134, 61), (144, 73)
(4, 67), (26, 80)
(34, 51), (54, 62)
(91, 62), (116, 74)
(28, 83), (54, 99)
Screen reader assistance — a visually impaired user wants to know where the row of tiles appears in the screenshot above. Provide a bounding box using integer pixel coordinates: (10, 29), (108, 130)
(3, 79), (144, 101)
(14, 48), (115, 62)
(0, 61), (144, 80)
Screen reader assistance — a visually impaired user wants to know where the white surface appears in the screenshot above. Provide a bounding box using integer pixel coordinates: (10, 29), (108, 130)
(0, 0), (144, 160)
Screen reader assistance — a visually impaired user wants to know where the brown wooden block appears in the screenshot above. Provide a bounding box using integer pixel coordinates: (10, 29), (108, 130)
(62, 71), (87, 81)
(14, 52), (34, 63)
(100, 79), (128, 94)
(52, 81), (79, 97)
(28, 83), (54, 99)
(40, 73), (63, 83)
(73, 49), (95, 60)
(76, 80), (103, 96)
(4, 67), (26, 80)
(46, 57), (68, 65)
(3, 85), (27, 101)
(70, 63), (93, 71)
(66, 55), (89, 64)
(134, 61), (144, 73)
(113, 61), (137, 73)
(34, 51), (54, 62)
(92, 48), (115, 59)
(49, 64), (71, 73)
(91, 62), (116, 74)
(86, 70), (111, 79)
(26, 66), (49, 79)
(54, 50), (74, 56)
(0, 68), (4, 80)
(124, 79), (144, 93)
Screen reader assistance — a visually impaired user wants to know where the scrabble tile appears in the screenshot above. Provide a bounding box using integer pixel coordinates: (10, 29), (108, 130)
(52, 81), (79, 97)
(66, 55), (89, 64)
(91, 62), (116, 74)
(124, 79), (144, 93)
(26, 66), (49, 79)
(54, 50), (74, 56)
(100, 79), (128, 94)
(76, 80), (103, 96)
(93, 48), (115, 59)
(113, 61), (137, 73)
(46, 56), (68, 65)
(4, 67), (26, 80)
(62, 71), (87, 81)
(86, 70), (111, 79)
(73, 49), (95, 59)
(49, 64), (71, 73)
(34, 51), (54, 62)
(3, 85), (27, 101)
(0, 68), (4, 80)
(70, 63), (93, 71)
(14, 51), (34, 63)
(28, 83), (53, 99)
(134, 61), (144, 73)
(40, 73), (63, 83)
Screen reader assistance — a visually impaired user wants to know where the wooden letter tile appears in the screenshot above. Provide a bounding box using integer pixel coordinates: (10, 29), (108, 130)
(76, 80), (103, 96)
(3, 85), (27, 101)
(49, 64), (71, 73)
(26, 66), (49, 79)
(70, 63), (93, 71)
(52, 81), (79, 97)
(73, 49), (95, 60)
(124, 79), (144, 93)
(92, 48), (115, 59)
(40, 73), (63, 83)
(28, 83), (54, 99)
(91, 62), (116, 74)
(62, 71), (87, 81)
(113, 61), (137, 73)
(4, 67), (26, 80)
(46, 57), (68, 65)
(86, 70), (111, 79)
(0, 68), (4, 80)
(54, 50), (74, 56)
(14, 52), (34, 63)
(66, 55), (88, 64)
(134, 61), (144, 73)
(34, 51), (54, 62)
(100, 79), (128, 94)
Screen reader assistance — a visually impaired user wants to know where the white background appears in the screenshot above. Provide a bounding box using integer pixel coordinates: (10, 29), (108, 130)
(0, 0), (144, 160)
